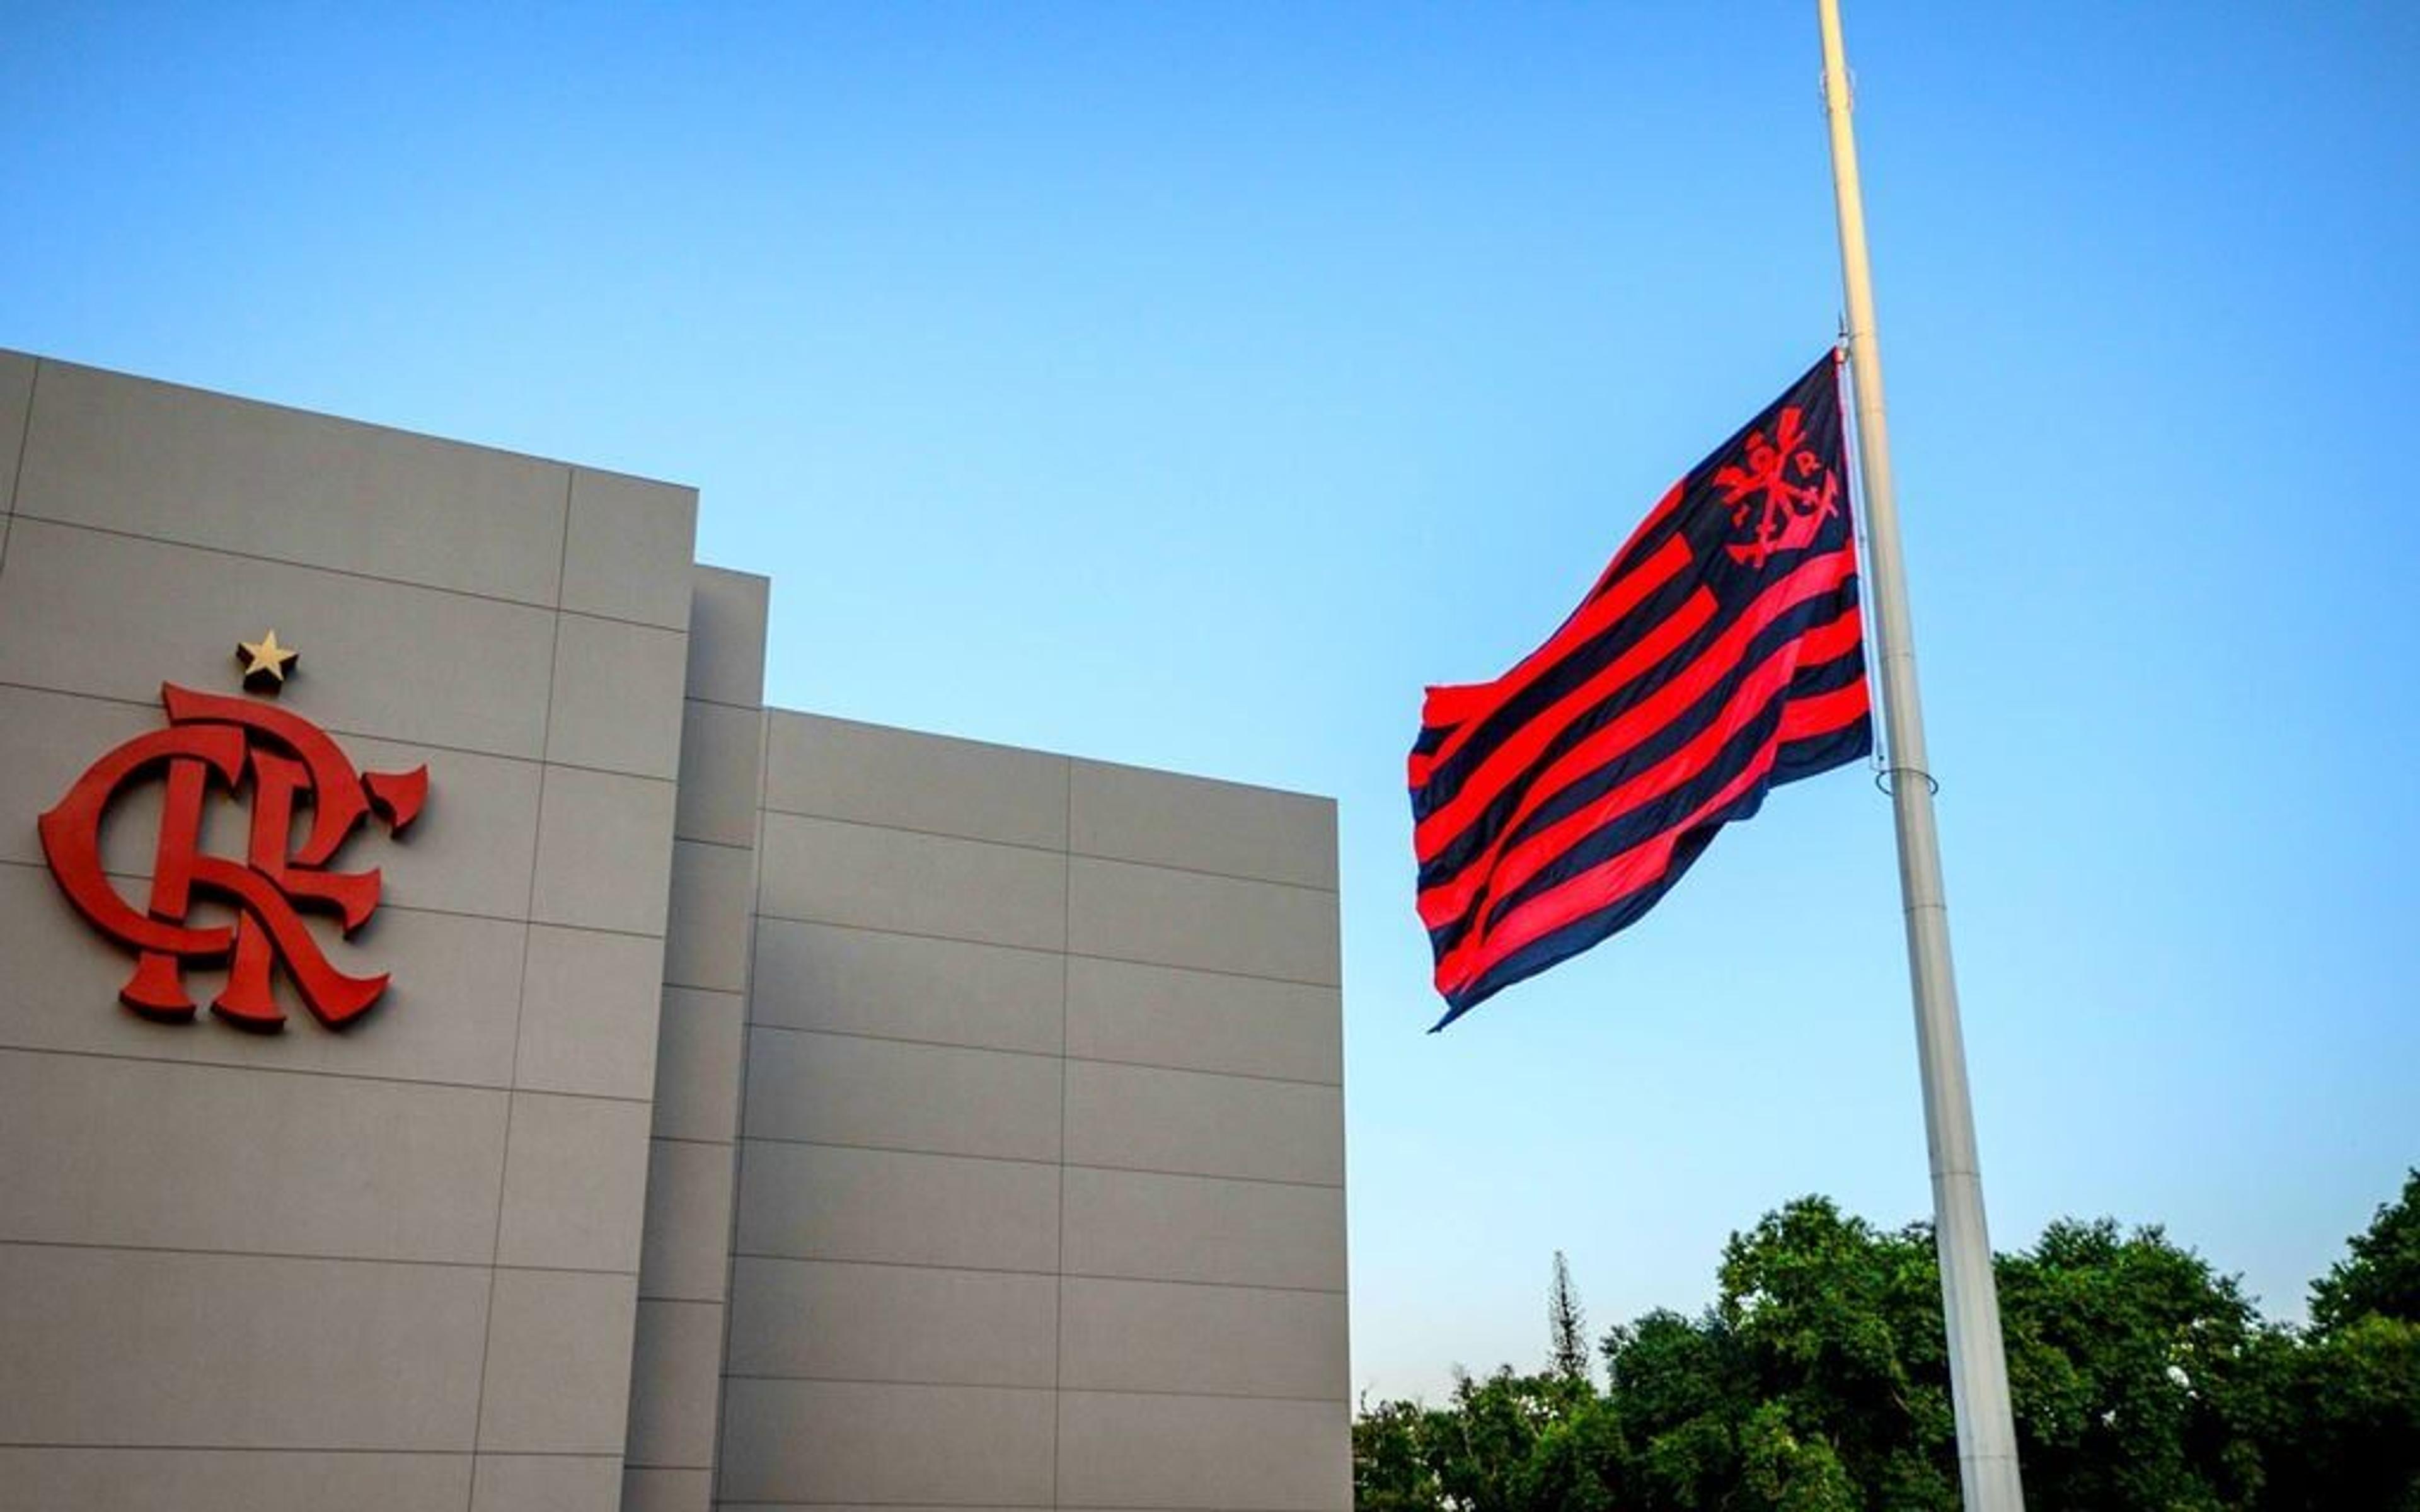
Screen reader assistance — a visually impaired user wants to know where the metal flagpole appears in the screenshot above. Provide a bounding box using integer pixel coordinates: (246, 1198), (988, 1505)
(1815, 2), (2026, 1508)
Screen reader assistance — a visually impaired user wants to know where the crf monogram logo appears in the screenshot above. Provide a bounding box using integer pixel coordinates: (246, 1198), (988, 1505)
(1714, 403), (1841, 570)
(38, 653), (427, 1031)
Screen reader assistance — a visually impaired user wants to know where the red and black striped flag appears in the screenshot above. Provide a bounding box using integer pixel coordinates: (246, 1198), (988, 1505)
(1410, 352), (1871, 1028)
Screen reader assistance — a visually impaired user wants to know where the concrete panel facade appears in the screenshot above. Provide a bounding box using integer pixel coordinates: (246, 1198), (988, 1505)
(0, 352), (693, 1511)
(723, 721), (1349, 1512)
(621, 566), (766, 1512)
(0, 349), (1347, 1512)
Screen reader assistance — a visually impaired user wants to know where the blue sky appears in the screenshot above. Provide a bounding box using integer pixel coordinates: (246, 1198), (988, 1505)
(6, 3), (2414, 1402)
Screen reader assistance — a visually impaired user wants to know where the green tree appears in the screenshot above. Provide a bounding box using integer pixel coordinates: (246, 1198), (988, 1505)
(1601, 1306), (1751, 1509)
(1586, 1201), (1956, 1510)
(2219, 1313), (2419, 1511)
(1512, 1393), (1630, 1512)
(1431, 1368), (1585, 1512)
(1995, 1218), (2259, 1509)
(1353, 1394), (1446, 1512)
(2230, 1173), (2420, 1511)
(1351, 1167), (2420, 1512)
(1549, 1251), (1591, 1383)
(1713, 1198), (1957, 1508)
(2310, 1167), (2420, 1334)
(1738, 1400), (1860, 1512)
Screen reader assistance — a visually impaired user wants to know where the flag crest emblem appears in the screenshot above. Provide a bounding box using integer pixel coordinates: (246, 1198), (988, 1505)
(1409, 352), (1870, 1027)
(1715, 403), (1842, 568)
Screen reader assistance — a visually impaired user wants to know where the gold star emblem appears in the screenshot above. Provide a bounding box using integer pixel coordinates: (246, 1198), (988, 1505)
(235, 630), (300, 694)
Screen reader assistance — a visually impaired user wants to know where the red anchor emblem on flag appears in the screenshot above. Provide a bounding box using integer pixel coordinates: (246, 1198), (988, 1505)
(37, 645), (427, 1031)
(1712, 403), (1842, 570)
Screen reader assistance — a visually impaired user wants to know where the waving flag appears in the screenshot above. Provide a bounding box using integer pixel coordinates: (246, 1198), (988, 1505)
(1410, 352), (1871, 1028)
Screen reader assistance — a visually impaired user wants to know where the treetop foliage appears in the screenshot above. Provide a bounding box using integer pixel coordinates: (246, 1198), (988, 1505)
(1551, 1251), (1591, 1384)
(2310, 1167), (2420, 1336)
(1356, 1171), (2420, 1512)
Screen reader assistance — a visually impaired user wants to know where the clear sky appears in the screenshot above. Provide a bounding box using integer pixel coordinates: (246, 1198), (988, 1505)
(6, 3), (2414, 1405)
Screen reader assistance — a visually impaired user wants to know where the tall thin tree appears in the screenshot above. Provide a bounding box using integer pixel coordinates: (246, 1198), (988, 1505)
(1548, 1251), (1589, 1382)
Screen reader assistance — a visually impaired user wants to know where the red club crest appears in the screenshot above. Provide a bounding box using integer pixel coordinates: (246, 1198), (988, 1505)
(1712, 404), (1841, 569)
(37, 671), (427, 1031)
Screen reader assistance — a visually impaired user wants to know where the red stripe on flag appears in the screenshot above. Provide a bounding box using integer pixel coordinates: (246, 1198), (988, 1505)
(1415, 547), (1857, 868)
(1782, 675), (1870, 740)
(1419, 606), (1862, 936)
(1413, 587), (1714, 815)
(1436, 680), (1866, 998)
(1416, 497), (1689, 759)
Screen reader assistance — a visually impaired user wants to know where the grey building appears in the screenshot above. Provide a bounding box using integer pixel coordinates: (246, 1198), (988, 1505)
(0, 350), (1349, 1512)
